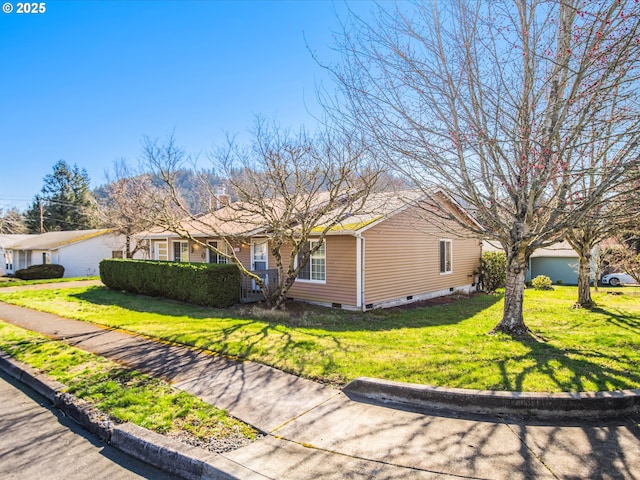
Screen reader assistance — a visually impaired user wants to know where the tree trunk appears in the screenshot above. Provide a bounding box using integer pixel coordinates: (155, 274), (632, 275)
(125, 235), (132, 259)
(272, 273), (298, 310)
(261, 286), (273, 309)
(576, 250), (593, 307)
(490, 249), (530, 336)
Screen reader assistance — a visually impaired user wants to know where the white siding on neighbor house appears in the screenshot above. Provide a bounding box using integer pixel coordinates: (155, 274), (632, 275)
(0, 248), (8, 276)
(55, 234), (126, 277)
(0, 248), (7, 276)
(0, 235), (33, 276)
(13, 250), (32, 272)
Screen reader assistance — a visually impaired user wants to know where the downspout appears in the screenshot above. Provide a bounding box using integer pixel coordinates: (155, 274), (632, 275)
(354, 232), (366, 311)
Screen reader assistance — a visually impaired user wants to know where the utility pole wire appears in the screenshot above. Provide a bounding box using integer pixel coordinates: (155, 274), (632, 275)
(39, 199), (44, 234)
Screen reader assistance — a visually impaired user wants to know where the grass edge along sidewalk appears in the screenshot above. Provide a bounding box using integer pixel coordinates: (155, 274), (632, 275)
(1, 285), (639, 393)
(0, 276), (99, 287)
(0, 320), (260, 455)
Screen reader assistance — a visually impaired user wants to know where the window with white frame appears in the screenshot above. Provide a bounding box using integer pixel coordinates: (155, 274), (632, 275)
(173, 241), (189, 262)
(439, 239), (452, 274)
(207, 241), (228, 264)
(297, 240), (326, 282)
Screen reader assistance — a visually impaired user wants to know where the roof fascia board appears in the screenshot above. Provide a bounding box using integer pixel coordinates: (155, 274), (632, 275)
(431, 188), (484, 230)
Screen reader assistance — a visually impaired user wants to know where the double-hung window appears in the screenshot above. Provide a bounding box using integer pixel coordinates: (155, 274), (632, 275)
(297, 240), (326, 282)
(439, 239), (452, 274)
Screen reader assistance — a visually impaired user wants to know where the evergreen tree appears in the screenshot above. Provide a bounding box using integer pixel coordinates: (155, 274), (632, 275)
(26, 160), (98, 233)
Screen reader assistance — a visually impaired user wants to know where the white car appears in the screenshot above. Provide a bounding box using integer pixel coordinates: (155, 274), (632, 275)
(601, 273), (638, 286)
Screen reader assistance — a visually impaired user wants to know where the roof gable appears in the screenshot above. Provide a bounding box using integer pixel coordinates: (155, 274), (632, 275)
(314, 189), (480, 235)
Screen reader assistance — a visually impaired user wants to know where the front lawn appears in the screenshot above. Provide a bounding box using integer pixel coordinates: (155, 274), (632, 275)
(0, 276), (99, 287)
(0, 285), (638, 393)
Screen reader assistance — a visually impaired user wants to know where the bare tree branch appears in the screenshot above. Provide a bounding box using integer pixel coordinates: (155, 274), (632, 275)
(144, 120), (383, 308)
(324, 0), (640, 334)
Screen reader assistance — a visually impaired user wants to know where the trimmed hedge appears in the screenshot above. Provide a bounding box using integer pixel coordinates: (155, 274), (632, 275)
(15, 264), (65, 280)
(99, 259), (240, 308)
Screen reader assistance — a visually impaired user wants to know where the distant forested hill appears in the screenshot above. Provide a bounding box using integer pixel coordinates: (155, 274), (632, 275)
(94, 168), (222, 215)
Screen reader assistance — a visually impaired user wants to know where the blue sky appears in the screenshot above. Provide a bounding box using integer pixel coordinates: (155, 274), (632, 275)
(0, 0), (374, 211)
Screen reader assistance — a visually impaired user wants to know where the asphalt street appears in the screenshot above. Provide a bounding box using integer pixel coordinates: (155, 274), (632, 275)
(0, 369), (179, 480)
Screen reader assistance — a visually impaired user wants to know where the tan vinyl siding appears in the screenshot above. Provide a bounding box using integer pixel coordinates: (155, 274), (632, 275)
(188, 238), (207, 263)
(363, 206), (480, 305)
(236, 242), (252, 266)
(286, 236), (358, 307)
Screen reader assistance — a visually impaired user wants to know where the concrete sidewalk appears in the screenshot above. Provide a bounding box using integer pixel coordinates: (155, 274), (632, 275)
(1, 300), (639, 479)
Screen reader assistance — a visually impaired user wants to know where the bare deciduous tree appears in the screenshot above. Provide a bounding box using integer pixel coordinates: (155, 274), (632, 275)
(0, 208), (27, 234)
(98, 160), (166, 258)
(145, 121), (382, 309)
(325, 0), (640, 335)
(565, 170), (640, 306)
(602, 244), (640, 285)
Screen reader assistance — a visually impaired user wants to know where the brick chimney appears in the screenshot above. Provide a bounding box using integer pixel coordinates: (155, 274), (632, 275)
(215, 186), (230, 210)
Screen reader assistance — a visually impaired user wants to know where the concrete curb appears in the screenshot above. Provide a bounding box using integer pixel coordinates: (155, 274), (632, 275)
(343, 377), (640, 418)
(0, 352), (67, 402)
(0, 353), (264, 480)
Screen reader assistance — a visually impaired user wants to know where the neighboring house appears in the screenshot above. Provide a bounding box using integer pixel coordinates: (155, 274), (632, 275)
(0, 234), (34, 276)
(139, 191), (482, 310)
(3, 229), (130, 278)
(483, 241), (585, 285)
(528, 242), (585, 285)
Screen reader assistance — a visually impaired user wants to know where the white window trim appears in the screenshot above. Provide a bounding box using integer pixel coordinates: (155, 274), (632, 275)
(251, 239), (269, 271)
(207, 240), (229, 264)
(439, 239), (453, 275)
(173, 240), (189, 262)
(296, 239), (326, 284)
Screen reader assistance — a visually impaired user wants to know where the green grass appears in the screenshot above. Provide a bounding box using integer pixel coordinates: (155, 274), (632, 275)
(0, 321), (258, 451)
(0, 276), (99, 287)
(0, 285), (638, 393)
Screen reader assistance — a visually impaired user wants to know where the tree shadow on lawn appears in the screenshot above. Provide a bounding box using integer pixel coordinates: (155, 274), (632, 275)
(68, 288), (639, 392)
(497, 332), (640, 392)
(71, 288), (347, 373)
(587, 305), (640, 335)
(72, 287), (233, 320)
(72, 287), (503, 333)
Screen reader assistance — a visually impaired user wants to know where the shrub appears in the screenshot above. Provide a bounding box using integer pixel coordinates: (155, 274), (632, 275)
(479, 251), (507, 292)
(556, 279), (564, 285)
(99, 259), (240, 308)
(15, 264), (65, 280)
(532, 275), (553, 290)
